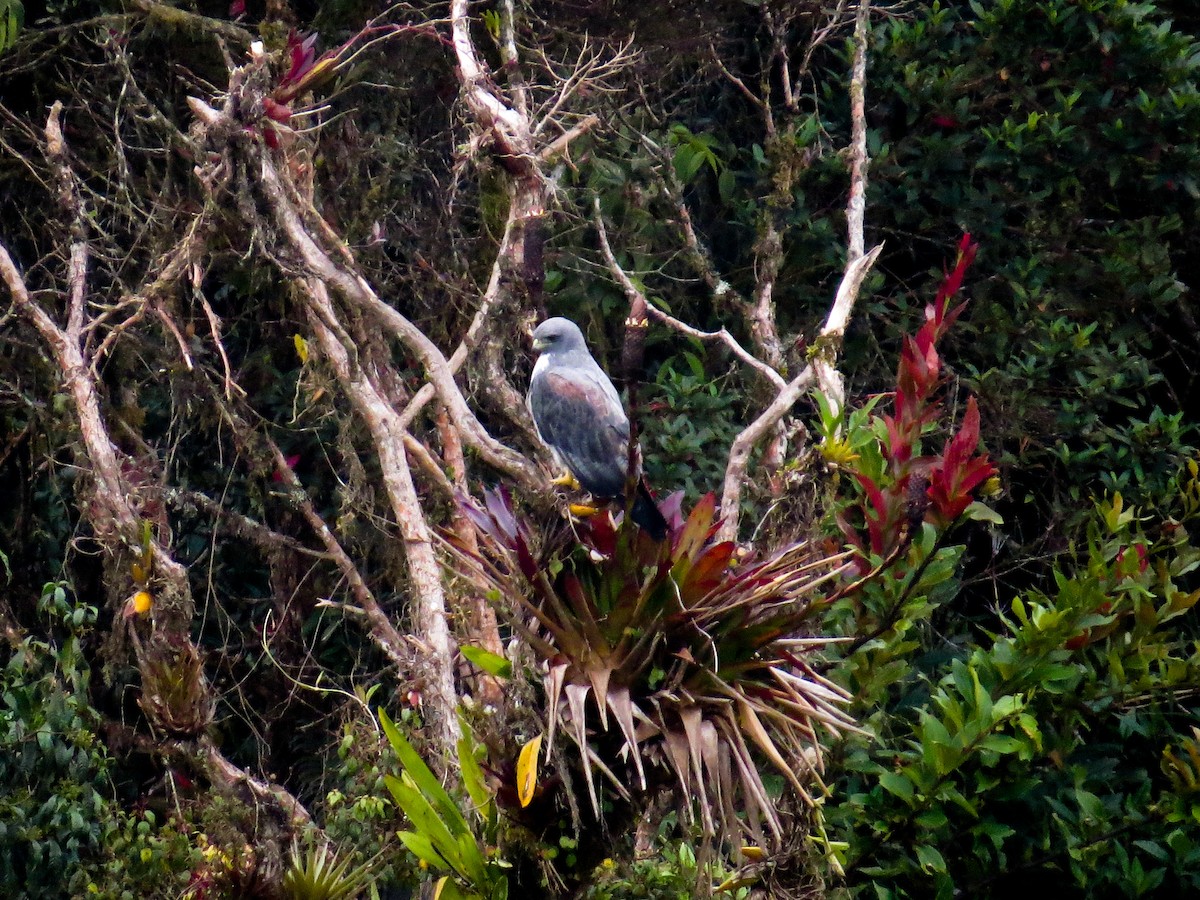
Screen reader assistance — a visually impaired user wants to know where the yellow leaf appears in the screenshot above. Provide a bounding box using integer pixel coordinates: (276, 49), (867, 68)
(740, 846), (765, 862)
(432, 875), (448, 898)
(517, 734), (542, 808)
(293, 334), (309, 365)
(716, 874), (758, 893)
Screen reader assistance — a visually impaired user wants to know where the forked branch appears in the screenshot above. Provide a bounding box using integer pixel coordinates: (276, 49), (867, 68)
(717, 0), (880, 543)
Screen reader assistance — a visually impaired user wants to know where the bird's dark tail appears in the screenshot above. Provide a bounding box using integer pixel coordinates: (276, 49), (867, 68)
(632, 482), (668, 541)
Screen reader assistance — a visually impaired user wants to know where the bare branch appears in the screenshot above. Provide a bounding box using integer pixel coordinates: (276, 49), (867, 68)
(162, 486), (329, 560)
(797, 0), (854, 87)
(195, 266), (238, 401)
(593, 200), (786, 392)
(249, 145), (545, 493)
(710, 43), (770, 123)
(203, 737), (312, 829)
(127, 0), (254, 47)
(718, 246), (881, 543)
(262, 428), (414, 675)
(499, 0), (529, 121)
(717, 2), (881, 543)
(639, 129), (788, 371)
(539, 113), (599, 162)
(437, 404), (504, 704)
(845, 1), (871, 263)
(301, 276), (460, 750)
(450, 0), (533, 168)
(813, 0), (873, 415)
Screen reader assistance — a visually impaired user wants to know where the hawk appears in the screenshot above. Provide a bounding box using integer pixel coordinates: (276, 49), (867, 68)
(528, 317), (668, 541)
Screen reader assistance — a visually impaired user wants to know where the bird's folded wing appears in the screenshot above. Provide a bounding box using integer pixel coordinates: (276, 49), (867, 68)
(528, 368), (630, 498)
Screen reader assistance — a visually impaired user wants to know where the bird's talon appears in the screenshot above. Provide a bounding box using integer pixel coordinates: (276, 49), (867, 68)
(553, 471), (581, 490)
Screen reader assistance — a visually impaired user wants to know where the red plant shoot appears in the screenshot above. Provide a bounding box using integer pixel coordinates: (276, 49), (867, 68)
(841, 235), (995, 563)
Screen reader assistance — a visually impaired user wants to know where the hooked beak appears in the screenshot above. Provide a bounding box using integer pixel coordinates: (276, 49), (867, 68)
(532, 337), (547, 352)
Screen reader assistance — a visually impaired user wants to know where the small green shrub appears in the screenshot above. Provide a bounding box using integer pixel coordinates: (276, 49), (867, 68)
(825, 476), (1200, 897)
(0, 583), (196, 898)
(641, 351), (743, 505)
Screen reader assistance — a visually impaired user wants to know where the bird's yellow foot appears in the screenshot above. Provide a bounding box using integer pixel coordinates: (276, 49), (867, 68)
(553, 471), (581, 490)
(568, 502), (602, 518)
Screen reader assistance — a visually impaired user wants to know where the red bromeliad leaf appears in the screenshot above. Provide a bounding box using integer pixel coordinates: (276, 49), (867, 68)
(844, 234), (989, 557)
(853, 473), (886, 521)
(926, 398), (996, 522)
(680, 541), (736, 598)
(484, 485), (519, 543)
(893, 336), (940, 443)
(932, 234), (979, 326)
(284, 31), (320, 86)
(514, 535), (539, 581)
(457, 491), (504, 546)
(852, 472), (893, 557)
(271, 453), (301, 482)
(229, 0), (245, 16)
(1116, 543), (1149, 577)
(583, 510), (617, 557)
(674, 492), (717, 563)
(836, 510), (866, 565)
(658, 490), (687, 534)
(882, 413), (906, 464)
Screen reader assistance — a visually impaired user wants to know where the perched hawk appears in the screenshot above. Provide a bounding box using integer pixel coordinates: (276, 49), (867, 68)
(528, 317), (668, 541)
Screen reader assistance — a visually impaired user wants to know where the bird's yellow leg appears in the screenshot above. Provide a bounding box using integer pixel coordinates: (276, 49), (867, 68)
(552, 471), (581, 490)
(568, 502), (602, 518)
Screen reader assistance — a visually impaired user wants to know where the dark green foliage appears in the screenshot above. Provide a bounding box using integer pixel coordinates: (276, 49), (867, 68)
(582, 839), (747, 900)
(319, 716), (417, 896)
(824, 478), (1200, 897)
(863, 0), (1200, 537)
(0, 584), (197, 897)
(0, 584), (111, 895)
(640, 352), (742, 505)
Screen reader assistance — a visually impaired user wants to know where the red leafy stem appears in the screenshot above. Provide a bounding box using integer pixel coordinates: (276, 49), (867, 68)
(843, 235), (994, 561)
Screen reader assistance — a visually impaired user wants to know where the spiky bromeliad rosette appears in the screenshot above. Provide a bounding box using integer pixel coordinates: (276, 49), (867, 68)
(446, 488), (866, 846)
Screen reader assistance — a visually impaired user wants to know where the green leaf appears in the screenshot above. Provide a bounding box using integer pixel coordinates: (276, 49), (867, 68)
(391, 774), (484, 883)
(915, 808), (949, 830)
(963, 501), (1004, 524)
(920, 715), (957, 775)
(398, 831), (453, 873)
(717, 168), (736, 202)
(878, 770), (915, 803)
(379, 709), (469, 834)
(915, 844), (947, 874)
(456, 724), (493, 823)
(460, 645), (512, 679)
(0, 0), (23, 55)
(978, 735), (1024, 755)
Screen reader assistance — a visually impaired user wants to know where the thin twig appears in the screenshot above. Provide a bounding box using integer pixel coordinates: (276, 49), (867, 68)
(592, 200), (786, 392)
